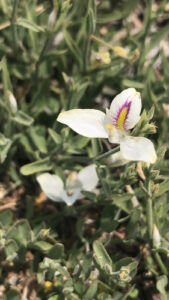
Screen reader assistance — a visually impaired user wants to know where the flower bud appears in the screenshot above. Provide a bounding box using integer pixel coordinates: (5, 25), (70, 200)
(48, 8), (57, 29)
(129, 48), (140, 63)
(43, 281), (53, 291)
(164, 3), (169, 12)
(119, 267), (131, 282)
(153, 224), (161, 248)
(7, 90), (17, 113)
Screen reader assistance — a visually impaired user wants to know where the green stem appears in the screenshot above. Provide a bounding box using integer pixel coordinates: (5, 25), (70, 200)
(11, 0), (19, 53)
(145, 181), (168, 275)
(154, 252), (168, 276)
(94, 145), (120, 161)
(146, 196), (153, 245)
(58, 145), (120, 163)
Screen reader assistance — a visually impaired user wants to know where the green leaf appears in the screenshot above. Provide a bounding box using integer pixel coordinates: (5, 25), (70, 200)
(156, 275), (168, 300)
(147, 24), (169, 52)
(115, 257), (138, 279)
(48, 128), (62, 144)
(63, 29), (82, 68)
(1, 57), (13, 99)
(0, 209), (13, 228)
(83, 281), (98, 300)
(156, 180), (169, 197)
(16, 18), (45, 32)
(48, 296), (60, 300)
(7, 220), (32, 246)
(20, 157), (52, 176)
(30, 241), (53, 252)
(93, 240), (113, 274)
(113, 194), (133, 213)
(48, 243), (64, 259)
(5, 239), (18, 261)
(5, 288), (21, 300)
(12, 110), (34, 126)
(122, 79), (144, 89)
(97, 0), (140, 23)
(0, 134), (12, 163)
(29, 126), (47, 154)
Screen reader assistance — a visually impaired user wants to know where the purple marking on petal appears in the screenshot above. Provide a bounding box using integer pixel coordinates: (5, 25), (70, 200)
(66, 191), (74, 197)
(112, 99), (132, 130)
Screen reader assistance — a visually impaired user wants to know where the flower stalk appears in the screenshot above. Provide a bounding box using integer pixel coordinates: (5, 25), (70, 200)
(146, 196), (153, 245)
(94, 145), (120, 161)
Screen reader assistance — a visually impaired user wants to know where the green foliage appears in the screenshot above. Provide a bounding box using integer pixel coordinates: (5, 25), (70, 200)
(0, 0), (169, 299)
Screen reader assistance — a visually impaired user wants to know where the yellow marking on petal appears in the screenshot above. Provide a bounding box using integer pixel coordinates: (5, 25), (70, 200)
(106, 124), (115, 135)
(116, 107), (128, 130)
(106, 124), (113, 130)
(136, 91), (140, 96)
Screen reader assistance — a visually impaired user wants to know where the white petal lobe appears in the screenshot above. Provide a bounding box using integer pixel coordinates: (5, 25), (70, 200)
(57, 109), (108, 138)
(62, 189), (82, 206)
(110, 88), (142, 130)
(37, 173), (64, 202)
(77, 164), (99, 191)
(120, 136), (157, 163)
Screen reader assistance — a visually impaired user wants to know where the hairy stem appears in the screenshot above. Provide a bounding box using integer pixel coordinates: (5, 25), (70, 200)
(146, 196), (153, 245)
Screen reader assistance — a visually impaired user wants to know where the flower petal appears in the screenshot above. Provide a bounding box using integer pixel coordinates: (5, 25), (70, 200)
(37, 173), (64, 202)
(106, 151), (129, 167)
(57, 109), (108, 138)
(62, 189), (82, 206)
(109, 88), (142, 130)
(77, 164), (99, 191)
(120, 136), (157, 163)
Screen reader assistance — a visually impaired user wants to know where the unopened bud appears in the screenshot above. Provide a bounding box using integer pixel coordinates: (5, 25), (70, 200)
(147, 106), (155, 120)
(48, 8), (57, 29)
(7, 90), (17, 113)
(129, 48), (140, 64)
(164, 3), (169, 12)
(119, 267), (131, 282)
(43, 281), (53, 291)
(62, 0), (71, 11)
(153, 224), (161, 248)
(39, 229), (50, 238)
(142, 123), (156, 135)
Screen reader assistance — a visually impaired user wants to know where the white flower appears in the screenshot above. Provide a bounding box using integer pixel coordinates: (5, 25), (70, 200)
(57, 88), (157, 164)
(36, 164), (98, 206)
